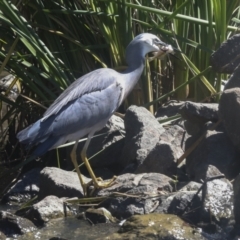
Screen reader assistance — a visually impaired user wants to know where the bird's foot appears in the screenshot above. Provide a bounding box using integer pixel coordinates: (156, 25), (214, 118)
(86, 176), (117, 196)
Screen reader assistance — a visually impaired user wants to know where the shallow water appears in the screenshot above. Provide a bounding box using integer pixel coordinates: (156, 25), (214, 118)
(8, 216), (119, 240)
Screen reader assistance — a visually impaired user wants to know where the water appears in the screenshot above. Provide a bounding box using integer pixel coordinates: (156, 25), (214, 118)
(8, 216), (119, 240)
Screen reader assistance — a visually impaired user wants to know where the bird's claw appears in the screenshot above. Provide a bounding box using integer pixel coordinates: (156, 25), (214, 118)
(84, 176), (117, 196)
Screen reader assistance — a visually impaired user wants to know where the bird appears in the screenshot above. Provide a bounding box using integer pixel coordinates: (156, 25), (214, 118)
(17, 33), (173, 195)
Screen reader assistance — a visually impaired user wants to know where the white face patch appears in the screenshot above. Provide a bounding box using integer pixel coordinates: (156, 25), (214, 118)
(148, 44), (175, 61)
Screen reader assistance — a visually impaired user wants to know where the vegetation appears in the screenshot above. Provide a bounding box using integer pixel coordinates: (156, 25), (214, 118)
(0, 0), (240, 162)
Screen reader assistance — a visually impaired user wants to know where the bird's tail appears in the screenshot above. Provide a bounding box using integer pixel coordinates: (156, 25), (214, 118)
(17, 120), (42, 146)
(17, 119), (59, 157)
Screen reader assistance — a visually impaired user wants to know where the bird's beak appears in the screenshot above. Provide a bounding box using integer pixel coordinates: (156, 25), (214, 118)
(148, 43), (174, 61)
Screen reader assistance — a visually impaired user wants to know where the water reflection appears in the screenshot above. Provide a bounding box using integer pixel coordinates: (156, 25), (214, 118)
(9, 217), (119, 240)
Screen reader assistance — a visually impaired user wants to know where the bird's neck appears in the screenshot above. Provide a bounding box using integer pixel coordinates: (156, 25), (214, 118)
(121, 57), (145, 99)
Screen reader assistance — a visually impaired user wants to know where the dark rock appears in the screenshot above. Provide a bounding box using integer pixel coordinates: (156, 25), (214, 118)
(85, 207), (117, 224)
(104, 213), (206, 240)
(2, 168), (40, 204)
(193, 165), (224, 183)
(219, 88), (240, 151)
(0, 211), (36, 236)
(156, 190), (203, 224)
(155, 100), (185, 119)
(210, 34), (240, 74)
(97, 173), (173, 219)
(121, 105), (165, 167)
(39, 167), (91, 199)
(184, 119), (202, 136)
(25, 195), (72, 226)
(224, 65), (240, 90)
(186, 130), (240, 181)
(179, 101), (219, 126)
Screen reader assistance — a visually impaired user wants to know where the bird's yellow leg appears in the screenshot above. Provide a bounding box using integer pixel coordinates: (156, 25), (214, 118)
(81, 133), (117, 190)
(70, 141), (88, 195)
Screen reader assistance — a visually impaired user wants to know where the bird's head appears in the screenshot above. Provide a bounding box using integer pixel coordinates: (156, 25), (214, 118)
(133, 33), (166, 54)
(125, 33), (173, 66)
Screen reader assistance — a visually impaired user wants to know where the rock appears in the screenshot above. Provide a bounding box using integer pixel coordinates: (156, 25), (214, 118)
(0, 211), (36, 236)
(210, 34), (240, 74)
(224, 65), (240, 90)
(25, 195), (72, 226)
(135, 140), (178, 177)
(164, 124), (188, 152)
(2, 168), (41, 204)
(39, 167), (91, 199)
(156, 179), (233, 231)
(85, 207), (117, 224)
(103, 213), (206, 240)
(203, 178), (233, 221)
(155, 100), (185, 119)
(0, 231), (6, 240)
(121, 105), (165, 168)
(193, 165), (225, 183)
(186, 130), (240, 181)
(177, 181), (202, 191)
(156, 190), (203, 224)
(97, 173), (173, 219)
(219, 88), (240, 151)
(179, 101), (219, 126)
(0, 74), (20, 101)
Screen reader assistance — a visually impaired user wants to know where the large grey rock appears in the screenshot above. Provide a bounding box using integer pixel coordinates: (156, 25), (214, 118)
(219, 88), (240, 151)
(179, 101), (219, 125)
(210, 34), (240, 74)
(97, 173), (173, 218)
(135, 140), (178, 177)
(39, 167), (91, 199)
(25, 195), (72, 226)
(121, 105), (165, 167)
(186, 130), (240, 181)
(2, 168), (40, 203)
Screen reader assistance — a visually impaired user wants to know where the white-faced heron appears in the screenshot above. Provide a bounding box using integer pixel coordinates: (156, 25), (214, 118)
(17, 33), (173, 195)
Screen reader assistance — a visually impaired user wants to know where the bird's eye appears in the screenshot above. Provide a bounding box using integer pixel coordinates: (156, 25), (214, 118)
(153, 38), (160, 44)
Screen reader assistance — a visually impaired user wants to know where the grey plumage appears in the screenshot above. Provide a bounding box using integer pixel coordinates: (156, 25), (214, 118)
(18, 69), (123, 155)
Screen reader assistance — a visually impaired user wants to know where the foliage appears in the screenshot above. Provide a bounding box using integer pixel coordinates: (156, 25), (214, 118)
(0, 0), (240, 161)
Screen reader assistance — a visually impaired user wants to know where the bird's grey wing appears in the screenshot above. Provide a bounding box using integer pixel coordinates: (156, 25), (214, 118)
(49, 80), (123, 136)
(18, 80), (123, 156)
(43, 68), (119, 119)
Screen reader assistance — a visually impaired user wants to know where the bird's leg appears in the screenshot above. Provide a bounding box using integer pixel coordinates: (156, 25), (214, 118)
(70, 141), (88, 195)
(81, 133), (117, 190)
